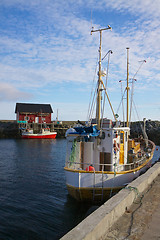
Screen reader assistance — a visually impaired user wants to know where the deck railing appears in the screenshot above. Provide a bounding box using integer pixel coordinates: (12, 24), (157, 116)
(65, 153), (152, 173)
(65, 140), (155, 173)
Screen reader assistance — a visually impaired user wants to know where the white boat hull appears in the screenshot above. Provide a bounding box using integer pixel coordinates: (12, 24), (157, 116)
(64, 158), (152, 202)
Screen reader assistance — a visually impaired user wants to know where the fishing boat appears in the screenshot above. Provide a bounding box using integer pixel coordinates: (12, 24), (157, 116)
(21, 122), (57, 139)
(22, 128), (57, 139)
(64, 26), (155, 202)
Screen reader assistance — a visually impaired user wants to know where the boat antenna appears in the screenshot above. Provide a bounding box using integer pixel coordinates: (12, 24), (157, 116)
(119, 80), (125, 126)
(126, 47), (130, 127)
(101, 50), (113, 129)
(87, 59), (98, 122)
(129, 60), (146, 124)
(91, 26), (112, 130)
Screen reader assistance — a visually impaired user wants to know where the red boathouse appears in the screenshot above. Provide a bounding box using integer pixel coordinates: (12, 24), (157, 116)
(15, 103), (53, 124)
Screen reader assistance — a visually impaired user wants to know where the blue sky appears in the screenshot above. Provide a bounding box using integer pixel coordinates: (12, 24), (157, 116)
(0, 0), (160, 121)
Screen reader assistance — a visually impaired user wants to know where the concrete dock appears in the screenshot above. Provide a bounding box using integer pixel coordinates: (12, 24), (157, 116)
(61, 162), (160, 240)
(103, 170), (160, 239)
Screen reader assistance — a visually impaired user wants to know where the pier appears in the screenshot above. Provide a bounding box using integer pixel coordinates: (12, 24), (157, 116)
(61, 161), (160, 240)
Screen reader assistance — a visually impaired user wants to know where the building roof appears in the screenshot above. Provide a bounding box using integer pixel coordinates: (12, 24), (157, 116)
(15, 103), (53, 113)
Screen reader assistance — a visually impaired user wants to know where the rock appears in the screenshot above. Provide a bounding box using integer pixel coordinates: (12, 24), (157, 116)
(0, 120), (160, 144)
(130, 120), (160, 146)
(0, 121), (21, 138)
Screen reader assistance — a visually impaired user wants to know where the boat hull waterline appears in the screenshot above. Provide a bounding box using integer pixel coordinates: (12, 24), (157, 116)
(22, 132), (57, 139)
(64, 140), (155, 202)
(65, 157), (153, 202)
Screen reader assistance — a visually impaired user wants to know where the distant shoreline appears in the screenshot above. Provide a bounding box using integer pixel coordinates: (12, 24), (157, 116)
(0, 120), (159, 145)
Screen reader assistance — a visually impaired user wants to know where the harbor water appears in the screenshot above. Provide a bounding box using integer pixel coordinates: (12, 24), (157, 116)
(0, 139), (159, 239)
(0, 139), (98, 240)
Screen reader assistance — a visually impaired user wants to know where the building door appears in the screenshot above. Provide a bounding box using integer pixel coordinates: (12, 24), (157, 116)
(35, 117), (39, 123)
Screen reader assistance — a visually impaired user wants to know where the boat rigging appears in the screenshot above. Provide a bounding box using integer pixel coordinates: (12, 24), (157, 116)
(64, 26), (155, 202)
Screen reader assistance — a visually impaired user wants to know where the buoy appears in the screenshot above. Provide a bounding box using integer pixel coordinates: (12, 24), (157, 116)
(86, 165), (95, 171)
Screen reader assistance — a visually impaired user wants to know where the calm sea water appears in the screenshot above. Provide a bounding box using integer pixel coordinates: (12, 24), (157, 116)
(0, 139), (98, 240)
(0, 139), (159, 240)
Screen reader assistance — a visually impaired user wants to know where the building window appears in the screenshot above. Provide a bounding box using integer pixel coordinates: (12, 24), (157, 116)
(24, 116), (30, 121)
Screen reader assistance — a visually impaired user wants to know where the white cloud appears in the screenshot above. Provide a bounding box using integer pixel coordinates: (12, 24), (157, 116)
(0, 82), (32, 101)
(97, 0), (160, 18)
(0, 0), (159, 120)
(51, 101), (89, 121)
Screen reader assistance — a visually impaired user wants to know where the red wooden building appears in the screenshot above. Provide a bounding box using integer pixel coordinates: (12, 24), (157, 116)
(15, 103), (53, 124)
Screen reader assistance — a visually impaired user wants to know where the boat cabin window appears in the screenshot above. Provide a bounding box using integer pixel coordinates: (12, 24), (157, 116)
(101, 131), (105, 139)
(120, 132), (124, 143)
(100, 152), (111, 171)
(125, 132), (128, 142)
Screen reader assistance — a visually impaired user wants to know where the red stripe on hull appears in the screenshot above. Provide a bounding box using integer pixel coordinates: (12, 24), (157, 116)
(22, 133), (57, 139)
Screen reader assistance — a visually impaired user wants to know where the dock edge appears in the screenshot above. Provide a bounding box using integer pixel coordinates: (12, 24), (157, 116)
(61, 162), (160, 240)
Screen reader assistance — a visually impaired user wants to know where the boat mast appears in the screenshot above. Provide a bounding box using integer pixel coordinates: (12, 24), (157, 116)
(91, 26), (112, 130)
(126, 47), (129, 127)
